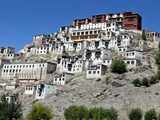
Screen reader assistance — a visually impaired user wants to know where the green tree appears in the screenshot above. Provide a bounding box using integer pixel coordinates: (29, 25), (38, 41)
(155, 41), (160, 81)
(155, 51), (160, 66)
(157, 113), (160, 120)
(129, 108), (143, 120)
(27, 102), (53, 120)
(144, 109), (157, 120)
(0, 94), (22, 120)
(64, 105), (89, 120)
(132, 79), (142, 87)
(89, 107), (118, 120)
(105, 108), (118, 120)
(142, 30), (147, 41)
(111, 59), (127, 74)
(89, 107), (105, 120)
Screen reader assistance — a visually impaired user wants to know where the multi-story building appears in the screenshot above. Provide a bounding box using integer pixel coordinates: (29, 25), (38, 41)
(57, 55), (84, 74)
(1, 62), (57, 81)
(123, 12), (142, 30)
(86, 64), (107, 79)
(0, 47), (15, 60)
(72, 12), (141, 30)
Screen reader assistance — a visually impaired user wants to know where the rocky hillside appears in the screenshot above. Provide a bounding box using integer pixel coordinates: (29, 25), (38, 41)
(20, 64), (160, 120)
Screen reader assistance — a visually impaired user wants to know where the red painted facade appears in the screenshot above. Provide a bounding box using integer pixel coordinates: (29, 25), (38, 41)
(123, 12), (142, 30)
(72, 12), (142, 30)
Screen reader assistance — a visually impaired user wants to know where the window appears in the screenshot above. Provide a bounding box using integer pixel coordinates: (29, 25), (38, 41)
(93, 71), (96, 74)
(131, 61), (135, 64)
(88, 71), (91, 74)
(127, 61), (130, 64)
(77, 32), (80, 35)
(97, 71), (100, 74)
(81, 32), (84, 35)
(73, 33), (76, 36)
(85, 31), (88, 35)
(90, 31), (93, 34)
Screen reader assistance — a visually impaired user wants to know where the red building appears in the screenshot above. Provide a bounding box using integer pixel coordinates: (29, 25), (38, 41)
(91, 14), (106, 23)
(123, 12), (142, 30)
(72, 12), (142, 30)
(73, 18), (91, 27)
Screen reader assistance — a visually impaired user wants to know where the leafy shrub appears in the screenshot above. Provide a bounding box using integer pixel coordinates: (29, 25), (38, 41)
(89, 107), (118, 120)
(144, 109), (157, 120)
(142, 78), (150, 87)
(132, 76), (159, 87)
(132, 79), (142, 87)
(0, 94), (22, 120)
(64, 105), (89, 120)
(156, 70), (160, 80)
(129, 108), (143, 120)
(27, 102), (53, 120)
(150, 76), (159, 84)
(158, 113), (160, 120)
(111, 59), (127, 74)
(64, 106), (118, 120)
(155, 51), (160, 66)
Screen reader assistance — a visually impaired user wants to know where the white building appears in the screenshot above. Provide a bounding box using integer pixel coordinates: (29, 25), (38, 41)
(108, 32), (131, 51)
(52, 73), (66, 85)
(35, 84), (57, 100)
(1, 62), (57, 81)
(86, 64), (107, 79)
(24, 84), (36, 95)
(124, 49), (143, 60)
(123, 58), (141, 69)
(0, 47), (15, 60)
(51, 72), (73, 85)
(57, 55), (84, 74)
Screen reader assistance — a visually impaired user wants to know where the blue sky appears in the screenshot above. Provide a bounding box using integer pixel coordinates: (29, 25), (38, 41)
(0, 0), (160, 50)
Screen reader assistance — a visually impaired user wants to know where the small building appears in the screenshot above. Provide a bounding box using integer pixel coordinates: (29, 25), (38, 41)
(24, 84), (36, 95)
(53, 73), (66, 85)
(35, 84), (57, 100)
(124, 49), (143, 60)
(57, 55), (84, 74)
(0, 58), (10, 65)
(0, 47), (15, 60)
(123, 58), (141, 69)
(51, 72), (73, 85)
(86, 64), (107, 79)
